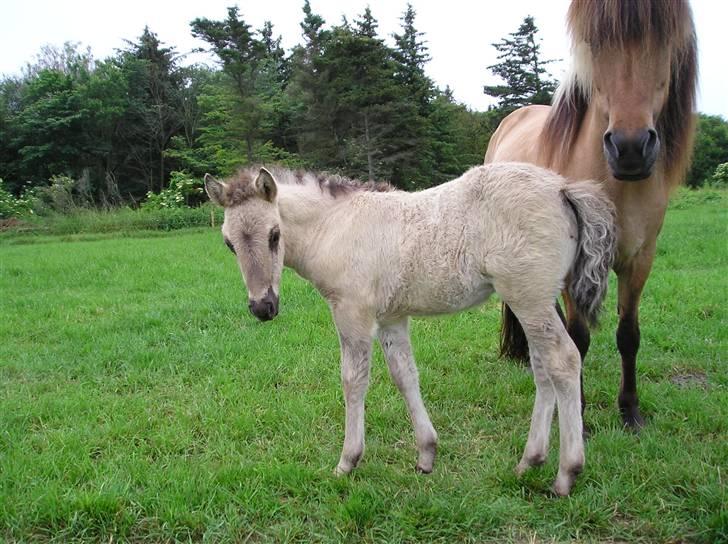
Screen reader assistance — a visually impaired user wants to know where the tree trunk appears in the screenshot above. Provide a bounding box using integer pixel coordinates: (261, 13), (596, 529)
(364, 111), (374, 181)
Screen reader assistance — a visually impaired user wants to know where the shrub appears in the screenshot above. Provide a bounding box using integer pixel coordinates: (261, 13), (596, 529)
(142, 171), (203, 210)
(0, 179), (33, 219)
(708, 162), (728, 188)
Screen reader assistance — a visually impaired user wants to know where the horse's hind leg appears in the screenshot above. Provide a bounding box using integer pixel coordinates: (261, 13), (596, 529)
(332, 307), (375, 476)
(511, 304), (584, 496)
(378, 319), (438, 473)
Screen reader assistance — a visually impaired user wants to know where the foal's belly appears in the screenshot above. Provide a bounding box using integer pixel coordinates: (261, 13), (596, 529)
(392, 279), (495, 318)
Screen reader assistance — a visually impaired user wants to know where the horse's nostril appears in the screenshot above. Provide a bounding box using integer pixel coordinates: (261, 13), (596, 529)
(603, 131), (618, 157)
(643, 129), (658, 156)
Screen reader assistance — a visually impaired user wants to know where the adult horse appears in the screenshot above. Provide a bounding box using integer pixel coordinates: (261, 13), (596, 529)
(485, 0), (698, 429)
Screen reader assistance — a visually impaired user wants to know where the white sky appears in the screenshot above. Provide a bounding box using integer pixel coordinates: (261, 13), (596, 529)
(1, 0), (726, 118)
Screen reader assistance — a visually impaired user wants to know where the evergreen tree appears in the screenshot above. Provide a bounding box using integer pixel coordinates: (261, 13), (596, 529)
(118, 27), (184, 192)
(392, 4), (432, 112)
(484, 16), (557, 112)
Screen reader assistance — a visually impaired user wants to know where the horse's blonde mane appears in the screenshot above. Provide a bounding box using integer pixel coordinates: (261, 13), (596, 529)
(542, 0), (698, 185)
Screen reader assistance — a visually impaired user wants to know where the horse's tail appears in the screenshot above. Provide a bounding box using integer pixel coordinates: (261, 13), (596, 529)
(560, 180), (617, 326)
(499, 180), (616, 362)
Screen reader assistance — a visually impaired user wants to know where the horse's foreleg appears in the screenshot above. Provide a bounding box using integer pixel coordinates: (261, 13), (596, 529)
(333, 309), (375, 476)
(378, 319), (437, 473)
(616, 245), (655, 430)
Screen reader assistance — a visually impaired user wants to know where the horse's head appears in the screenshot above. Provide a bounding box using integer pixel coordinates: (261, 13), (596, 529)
(205, 167), (283, 322)
(590, 44), (670, 181)
(563, 0), (697, 183)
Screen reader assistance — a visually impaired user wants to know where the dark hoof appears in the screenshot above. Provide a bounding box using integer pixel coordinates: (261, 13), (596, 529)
(621, 410), (645, 431)
(415, 464), (433, 474)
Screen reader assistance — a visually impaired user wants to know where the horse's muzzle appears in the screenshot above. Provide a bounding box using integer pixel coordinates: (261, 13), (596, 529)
(603, 128), (659, 181)
(249, 287), (279, 321)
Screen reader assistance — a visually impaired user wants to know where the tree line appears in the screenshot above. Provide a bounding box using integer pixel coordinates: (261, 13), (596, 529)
(0, 4), (725, 210)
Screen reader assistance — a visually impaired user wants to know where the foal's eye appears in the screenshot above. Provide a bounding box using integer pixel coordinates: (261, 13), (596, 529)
(224, 238), (236, 255)
(269, 227), (281, 251)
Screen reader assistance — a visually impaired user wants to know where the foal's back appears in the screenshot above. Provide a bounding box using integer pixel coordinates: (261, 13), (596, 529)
(337, 164), (579, 320)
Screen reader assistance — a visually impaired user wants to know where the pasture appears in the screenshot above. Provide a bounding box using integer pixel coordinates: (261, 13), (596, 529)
(1, 189), (726, 543)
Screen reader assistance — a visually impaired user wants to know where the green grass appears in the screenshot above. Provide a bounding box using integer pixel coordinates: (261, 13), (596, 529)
(0, 205), (223, 241)
(0, 190), (726, 542)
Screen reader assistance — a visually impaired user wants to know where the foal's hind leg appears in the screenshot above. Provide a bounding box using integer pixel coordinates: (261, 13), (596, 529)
(515, 351), (556, 476)
(378, 319), (438, 473)
(511, 304), (584, 496)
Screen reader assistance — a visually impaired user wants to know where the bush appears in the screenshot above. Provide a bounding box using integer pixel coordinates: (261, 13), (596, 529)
(0, 178), (33, 219)
(142, 171), (203, 210)
(708, 162), (728, 188)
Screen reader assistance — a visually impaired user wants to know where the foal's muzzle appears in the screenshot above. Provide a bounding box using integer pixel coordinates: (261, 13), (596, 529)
(248, 287), (279, 321)
(603, 128), (660, 181)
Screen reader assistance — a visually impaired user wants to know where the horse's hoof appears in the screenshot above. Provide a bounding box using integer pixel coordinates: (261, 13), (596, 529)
(415, 463), (433, 474)
(621, 411), (645, 432)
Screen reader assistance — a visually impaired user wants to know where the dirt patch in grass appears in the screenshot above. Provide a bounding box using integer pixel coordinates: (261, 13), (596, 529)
(670, 370), (709, 389)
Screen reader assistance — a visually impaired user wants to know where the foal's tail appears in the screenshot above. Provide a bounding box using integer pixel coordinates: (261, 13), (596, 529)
(499, 181), (617, 362)
(561, 181), (617, 326)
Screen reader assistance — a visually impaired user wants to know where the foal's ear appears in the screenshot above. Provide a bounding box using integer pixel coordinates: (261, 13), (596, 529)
(255, 167), (277, 203)
(204, 173), (226, 207)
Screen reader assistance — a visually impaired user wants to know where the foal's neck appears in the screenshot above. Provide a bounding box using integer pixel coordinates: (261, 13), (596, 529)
(277, 183), (341, 272)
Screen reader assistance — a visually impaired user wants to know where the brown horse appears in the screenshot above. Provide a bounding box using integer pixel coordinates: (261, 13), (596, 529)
(485, 0), (698, 429)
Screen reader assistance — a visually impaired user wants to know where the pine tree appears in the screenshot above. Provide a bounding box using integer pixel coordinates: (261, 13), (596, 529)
(392, 4), (432, 112)
(483, 16), (557, 112)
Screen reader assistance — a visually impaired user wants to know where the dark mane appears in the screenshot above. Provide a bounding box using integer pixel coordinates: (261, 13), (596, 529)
(541, 0), (697, 183)
(222, 166), (394, 206)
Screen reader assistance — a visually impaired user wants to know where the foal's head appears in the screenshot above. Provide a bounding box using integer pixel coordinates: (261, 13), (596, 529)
(564, 0), (697, 182)
(205, 168), (283, 321)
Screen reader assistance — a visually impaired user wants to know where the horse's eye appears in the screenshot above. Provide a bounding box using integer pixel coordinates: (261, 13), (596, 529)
(269, 227), (280, 251)
(224, 238), (236, 255)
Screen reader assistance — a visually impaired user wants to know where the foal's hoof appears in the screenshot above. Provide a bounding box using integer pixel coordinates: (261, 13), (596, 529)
(415, 463), (433, 474)
(552, 479), (573, 497)
(334, 464), (353, 477)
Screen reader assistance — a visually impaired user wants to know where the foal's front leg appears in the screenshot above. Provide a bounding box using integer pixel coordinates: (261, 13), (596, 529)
(332, 308), (375, 476)
(378, 319), (438, 473)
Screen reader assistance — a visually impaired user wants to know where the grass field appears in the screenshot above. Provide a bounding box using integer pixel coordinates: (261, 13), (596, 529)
(1, 189), (726, 542)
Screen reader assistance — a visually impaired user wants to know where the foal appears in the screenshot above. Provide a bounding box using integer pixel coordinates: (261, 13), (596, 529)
(205, 163), (616, 496)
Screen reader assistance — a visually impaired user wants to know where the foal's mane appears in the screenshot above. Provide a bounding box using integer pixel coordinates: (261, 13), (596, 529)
(223, 166), (394, 206)
(542, 0), (697, 184)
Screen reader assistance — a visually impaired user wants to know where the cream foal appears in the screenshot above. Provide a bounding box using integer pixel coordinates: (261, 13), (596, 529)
(204, 163), (616, 496)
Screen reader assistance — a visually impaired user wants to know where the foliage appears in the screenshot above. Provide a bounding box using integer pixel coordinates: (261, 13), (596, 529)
(708, 162), (728, 188)
(1, 3), (723, 207)
(686, 114), (728, 187)
(0, 178), (32, 218)
(142, 171), (203, 210)
(484, 16), (558, 115)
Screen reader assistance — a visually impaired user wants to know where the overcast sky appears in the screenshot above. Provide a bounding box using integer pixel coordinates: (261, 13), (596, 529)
(1, 0), (725, 118)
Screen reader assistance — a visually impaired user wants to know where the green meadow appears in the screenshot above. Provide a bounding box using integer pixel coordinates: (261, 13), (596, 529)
(1, 189), (726, 543)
